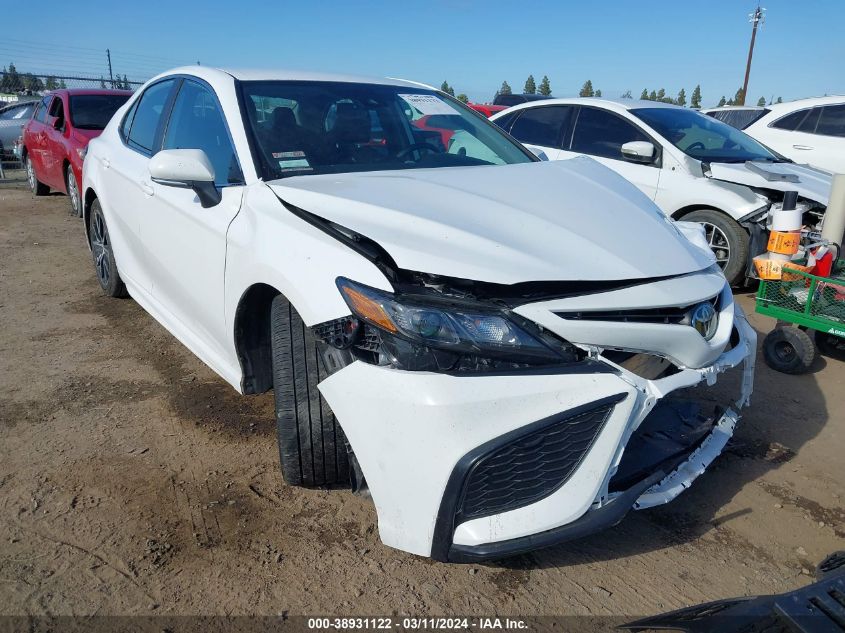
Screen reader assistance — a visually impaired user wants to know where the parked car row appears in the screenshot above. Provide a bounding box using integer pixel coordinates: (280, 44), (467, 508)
(491, 98), (833, 285)
(21, 89), (131, 214)
(69, 67), (757, 561)
(703, 95), (845, 175)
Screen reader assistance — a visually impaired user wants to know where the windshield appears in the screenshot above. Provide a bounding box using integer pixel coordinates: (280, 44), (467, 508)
(631, 107), (781, 163)
(240, 81), (535, 179)
(69, 94), (131, 130)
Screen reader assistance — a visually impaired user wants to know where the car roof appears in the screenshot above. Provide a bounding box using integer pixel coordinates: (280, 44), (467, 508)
(491, 97), (681, 117)
(151, 66), (433, 90)
(702, 105), (765, 112)
(763, 95), (845, 114)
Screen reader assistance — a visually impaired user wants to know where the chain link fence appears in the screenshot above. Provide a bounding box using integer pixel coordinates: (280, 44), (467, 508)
(1, 74), (145, 180)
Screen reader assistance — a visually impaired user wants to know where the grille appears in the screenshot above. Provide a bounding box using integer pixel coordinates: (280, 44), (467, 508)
(556, 295), (719, 325)
(457, 403), (616, 522)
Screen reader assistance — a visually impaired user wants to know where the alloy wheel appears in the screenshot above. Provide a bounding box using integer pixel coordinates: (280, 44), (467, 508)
(700, 221), (731, 268)
(91, 212), (111, 285)
(26, 158), (36, 191)
(68, 171), (80, 215)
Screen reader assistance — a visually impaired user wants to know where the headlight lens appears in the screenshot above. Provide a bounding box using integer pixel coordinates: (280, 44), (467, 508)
(336, 277), (574, 370)
(76, 147), (87, 161)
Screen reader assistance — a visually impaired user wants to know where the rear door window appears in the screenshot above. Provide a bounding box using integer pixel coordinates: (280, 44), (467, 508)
(816, 104), (845, 137)
(796, 107), (822, 133)
(34, 96), (51, 123)
(509, 106), (572, 148)
(570, 107), (649, 160)
(127, 79), (176, 154)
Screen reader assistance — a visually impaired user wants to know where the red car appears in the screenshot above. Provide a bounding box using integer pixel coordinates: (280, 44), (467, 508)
(467, 103), (508, 118)
(22, 89), (132, 216)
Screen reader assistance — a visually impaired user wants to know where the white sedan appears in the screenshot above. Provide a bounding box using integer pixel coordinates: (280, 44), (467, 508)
(492, 99), (831, 285)
(82, 67), (755, 561)
(704, 96), (845, 175)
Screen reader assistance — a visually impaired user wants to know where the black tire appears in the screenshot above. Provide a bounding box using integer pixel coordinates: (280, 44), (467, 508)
(66, 166), (81, 217)
(763, 327), (816, 374)
(25, 155), (49, 196)
(684, 209), (749, 287)
(270, 295), (350, 487)
(816, 331), (845, 358)
(88, 200), (128, 298)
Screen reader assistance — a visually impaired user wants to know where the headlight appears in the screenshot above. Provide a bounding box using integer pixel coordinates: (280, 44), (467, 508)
(76, 147), (87, 161)
(335, 277), (577, 371)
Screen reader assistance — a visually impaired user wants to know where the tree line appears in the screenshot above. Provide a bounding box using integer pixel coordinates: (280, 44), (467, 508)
(1, 62), (135, 94)
(440, 74), (785, 108)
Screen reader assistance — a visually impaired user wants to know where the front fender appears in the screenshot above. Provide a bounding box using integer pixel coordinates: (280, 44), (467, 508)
(224, 183), (393, 337)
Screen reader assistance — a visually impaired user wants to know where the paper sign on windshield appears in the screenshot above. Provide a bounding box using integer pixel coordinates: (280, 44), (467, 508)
(399, 94), (459, 116)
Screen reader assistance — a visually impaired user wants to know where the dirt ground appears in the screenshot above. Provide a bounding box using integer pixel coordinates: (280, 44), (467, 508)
(1, 184), (843, 622)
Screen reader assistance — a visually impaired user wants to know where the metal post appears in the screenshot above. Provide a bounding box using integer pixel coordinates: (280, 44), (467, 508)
(106, 49), (114, 88)
(741, 6), (765, 106)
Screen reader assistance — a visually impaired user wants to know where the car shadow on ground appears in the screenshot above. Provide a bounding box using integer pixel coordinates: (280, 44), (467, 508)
(489, 317), (833, 570)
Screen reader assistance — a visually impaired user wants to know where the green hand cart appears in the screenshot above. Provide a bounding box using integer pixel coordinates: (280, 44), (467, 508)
(755, 259), (845, 374)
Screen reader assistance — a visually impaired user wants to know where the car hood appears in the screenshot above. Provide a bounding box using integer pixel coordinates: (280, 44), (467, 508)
(707, 161), (830, 205)
(267, 157), (714, 284)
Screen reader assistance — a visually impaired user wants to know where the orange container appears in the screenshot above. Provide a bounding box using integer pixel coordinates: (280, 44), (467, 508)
(767, 231), (801, 255)
(781, 261), (814, 282)
(753, 255), (785, 280)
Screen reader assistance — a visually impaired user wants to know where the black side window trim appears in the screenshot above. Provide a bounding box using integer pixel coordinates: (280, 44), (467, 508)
(569, 105), (662, 167)
(159, 77), (245, 187)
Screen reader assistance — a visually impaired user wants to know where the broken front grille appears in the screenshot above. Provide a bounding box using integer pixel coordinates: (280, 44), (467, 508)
(555, 295), (719, 325)
(456, 402), (617, 522)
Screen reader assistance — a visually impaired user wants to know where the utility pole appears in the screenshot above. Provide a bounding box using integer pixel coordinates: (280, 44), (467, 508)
(106, 48), (114, 88)
(740, 5), (765, 106)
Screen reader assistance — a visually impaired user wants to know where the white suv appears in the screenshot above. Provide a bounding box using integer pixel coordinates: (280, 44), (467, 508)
(704, 97), (845, 175)
(82, 67), (755, 561)
(492, 99), (831, 285)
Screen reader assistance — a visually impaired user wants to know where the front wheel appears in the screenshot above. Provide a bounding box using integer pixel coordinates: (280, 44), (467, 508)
(88, 200), (128, 298)
(763, 327), (816, 374)
(683, 209), (749, 287)
(66, 167), (81, 217)
(270, 295), (350, 487)
(26, 155), (49, 196)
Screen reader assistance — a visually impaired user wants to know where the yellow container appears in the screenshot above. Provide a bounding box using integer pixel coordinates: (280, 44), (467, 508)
(767, 230), (801, 255)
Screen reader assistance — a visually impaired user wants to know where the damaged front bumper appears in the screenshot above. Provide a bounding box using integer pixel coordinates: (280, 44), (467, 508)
(318, 303), (756, 562)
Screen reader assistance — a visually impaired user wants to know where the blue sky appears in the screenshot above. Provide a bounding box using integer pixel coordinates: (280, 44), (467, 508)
(3, 0), (842, 106)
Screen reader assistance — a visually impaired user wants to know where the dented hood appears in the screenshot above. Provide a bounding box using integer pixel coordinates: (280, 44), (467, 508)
(708, 161), (830, 205)
(267, 157), (714, 284)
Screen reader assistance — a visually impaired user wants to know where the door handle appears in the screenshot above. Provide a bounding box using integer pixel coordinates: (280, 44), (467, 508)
(140, 181), (154, 196)
(101, 157), (110, 169)
(792, 144), (813, 150)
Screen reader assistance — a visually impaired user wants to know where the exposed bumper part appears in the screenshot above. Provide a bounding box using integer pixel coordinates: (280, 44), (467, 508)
(318, 303), (756, 561)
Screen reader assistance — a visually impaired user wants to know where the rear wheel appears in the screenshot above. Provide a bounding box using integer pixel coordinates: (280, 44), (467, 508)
(66, 166), (81, 217)
(684, 209), (749, 286)
(270, 294), (350, 487)
(763, 327), (816, 374)
(88, 199), (128, 298)
(26, 155), (49, 196)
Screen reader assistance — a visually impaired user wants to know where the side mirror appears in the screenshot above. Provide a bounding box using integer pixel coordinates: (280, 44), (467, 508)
(46, 115), (63, 130)
(621, 141), (655, 163)
(149, 149), (221, 208)
(527, 147), (549, 161)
